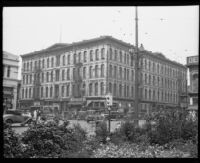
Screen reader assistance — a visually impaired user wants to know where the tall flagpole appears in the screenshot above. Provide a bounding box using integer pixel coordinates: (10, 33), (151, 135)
(134, 6), (139, 126)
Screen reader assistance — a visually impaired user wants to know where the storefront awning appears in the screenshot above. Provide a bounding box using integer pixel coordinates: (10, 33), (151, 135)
(68, 101), (84, 106)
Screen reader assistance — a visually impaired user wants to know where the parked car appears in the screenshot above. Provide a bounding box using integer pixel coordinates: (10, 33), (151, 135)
(3, 110), (31, 125)
(86, 115), (104, 123)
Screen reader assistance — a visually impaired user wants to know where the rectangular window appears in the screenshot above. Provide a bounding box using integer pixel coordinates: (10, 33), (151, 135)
(7, 66), (10, 77)
(56, 70), (60, 81)
(56, 55), (60, 67)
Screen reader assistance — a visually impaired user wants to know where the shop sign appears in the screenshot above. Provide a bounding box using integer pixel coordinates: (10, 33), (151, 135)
(187, 56), (199, 65)
(70, 97), (85, 102)
(34, 102), (40, 106)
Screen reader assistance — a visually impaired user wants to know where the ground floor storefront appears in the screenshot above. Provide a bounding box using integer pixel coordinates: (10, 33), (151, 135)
(19, 97), (179, 120)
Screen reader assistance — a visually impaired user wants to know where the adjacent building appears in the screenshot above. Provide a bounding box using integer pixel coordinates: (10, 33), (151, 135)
(186, 55), (199, 111)
(19, 36), (187, 118)
(3, 51), (20, 111)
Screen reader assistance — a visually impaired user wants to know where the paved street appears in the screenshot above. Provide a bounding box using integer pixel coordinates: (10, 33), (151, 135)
(11, 120), (123, 136)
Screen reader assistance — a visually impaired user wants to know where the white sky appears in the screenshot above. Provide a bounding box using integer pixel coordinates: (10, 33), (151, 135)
(3, 6), (199, 80)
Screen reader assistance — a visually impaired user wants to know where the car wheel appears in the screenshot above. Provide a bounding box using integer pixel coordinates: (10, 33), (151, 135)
(6, 119), (13, 124)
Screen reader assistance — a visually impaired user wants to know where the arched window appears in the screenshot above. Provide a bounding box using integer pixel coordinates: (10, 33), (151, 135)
(63, 55), (65, 66)
(132, 70), (134, 81)
(89, 83), (93, 96)
(73, 53), (76, 64)
(127, 69), (129, 80)
(67, 69), (70, 80)
(149, 60), (151, 71)
(119, 84), (122, 97)
(113, 83), (117, 96)
(30, 74), (32, 84)
(73, 68), (76, 80)
(30, 62), (32, 71)
(132, 86), (134, 97)
(157, 64), (159, 74)
(62, 85), (65, 97)
(124, 53), (126, 64)
(83, 67), (86, 79)
(66, 85), (69, 96)
(46, 87), (48, 98)
(78, 52), (81, 63)
(120, 67), (122, 79)
(51, 71), (53, 82)
(114, 66), (117, 78)
(153, 62), (155, 72)
(25, 88), (28, 98)
(23, 63), (26, 71)
(149, 74), (151, 85)
(89, 66), (92, 78)
(149, 89), (151, 100)
(109, 83), (112, 94)
(127, 85), (129, 97)
(42, 59), (45, 68)
(39, 60), (41, 69)
(95, 83), (98, 96)
(62, 70), (65, 81)
(34, 61), (37, 70)
(29, 88), (31, 98)
(124, 84), (126, 97)
(51, 57), (54, 67)
(84, 51), (87, 62)
(46, 72), (49, 82)
(109, 65), (112, 77)
(90, 50), (93, 61)
(67, 55), (70, 65)
(41, 87), (43, 98)
(153, 76), (155, 86)
(47, 58), (49, 68)
(50, 86), (53, 97)
(95, 65), (98, 78)
(41, 73), (44, 83)
(27, 62), (29, 71)
(145, 89), (147, 99)
(120, 51), (122, 62)
(100, 82), (104, 95)
(157, 76), (160, 87)
(153, 90), (155, 101)
(114, 50), (117, 61)
(124, 68), (126, 80)
(95, 49), (99, 61)
(101, 48), (105, 59)
(22, 88), (24, 99)
(110, 48), (112, 60)
(101, 64), (104, 77)
(127, 54), (129, 65)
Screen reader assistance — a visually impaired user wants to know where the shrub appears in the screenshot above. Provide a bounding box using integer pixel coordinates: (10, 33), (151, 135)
(95, 121), (109, 144)
(146, 109), (198, 145)
(3, 123), (24, 158)
(111, 121), (149, 144)
(21, 120), (86, 158)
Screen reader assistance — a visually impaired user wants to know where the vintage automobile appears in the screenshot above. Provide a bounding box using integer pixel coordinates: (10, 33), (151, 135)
(86, 114), (104, 123)
(3, 110), (31, 125)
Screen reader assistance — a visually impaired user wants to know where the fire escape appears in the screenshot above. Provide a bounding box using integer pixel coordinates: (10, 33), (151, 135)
(178, 72), (188, 109)
(73, 59), (83, 98)
(33, 65), (42, 102)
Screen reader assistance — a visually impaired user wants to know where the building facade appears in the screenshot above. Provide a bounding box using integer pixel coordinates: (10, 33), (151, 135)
(186, 55), (198, 111)
(19, 36), (187, 117)
(3, 51), (20, 111)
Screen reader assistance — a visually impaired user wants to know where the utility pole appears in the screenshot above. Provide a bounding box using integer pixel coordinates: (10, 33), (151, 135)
(134, 6), (139, 126)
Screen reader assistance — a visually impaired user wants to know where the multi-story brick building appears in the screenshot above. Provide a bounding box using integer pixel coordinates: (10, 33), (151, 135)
(3, 51), (20, 111)
(19, 36), (187, 117)
(186, 55), (198, 111)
